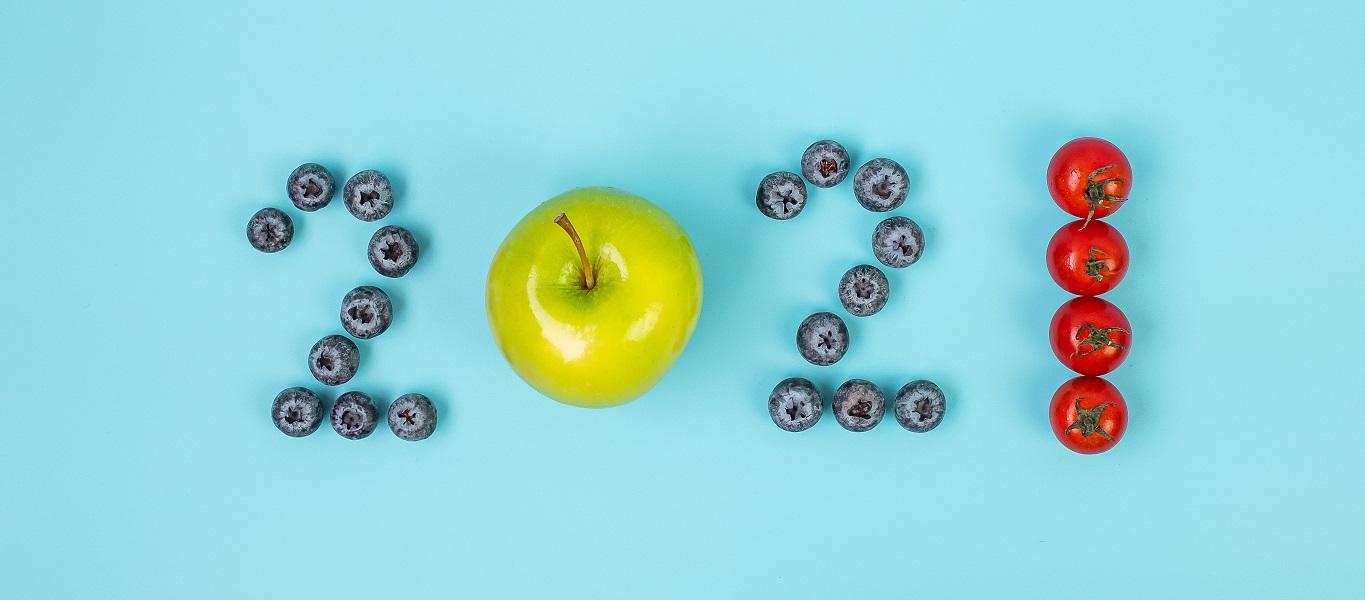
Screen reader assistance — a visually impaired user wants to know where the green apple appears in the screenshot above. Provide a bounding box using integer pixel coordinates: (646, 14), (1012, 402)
(486, 187), (703, 408)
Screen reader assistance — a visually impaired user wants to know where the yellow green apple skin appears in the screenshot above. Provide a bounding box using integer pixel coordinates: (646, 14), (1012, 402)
(486, 187), (703, 408)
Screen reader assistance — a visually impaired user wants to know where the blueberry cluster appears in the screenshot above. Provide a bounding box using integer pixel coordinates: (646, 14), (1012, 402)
(758, 141), (944, 433)
(768, 378), (946, 433)
(271, 388), (436, 441)
(249, 163), (436, 441)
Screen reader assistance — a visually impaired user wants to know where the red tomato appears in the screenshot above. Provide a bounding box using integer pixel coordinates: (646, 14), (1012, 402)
(1050, 376), (1127, 454)
(1050, 297), (1131, 375)
(1047, 137), (1132, 226)
(1046, 219), (1129, 296)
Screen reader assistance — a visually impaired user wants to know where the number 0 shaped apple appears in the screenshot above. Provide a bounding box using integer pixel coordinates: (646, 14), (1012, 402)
(486, 187), (704, 408)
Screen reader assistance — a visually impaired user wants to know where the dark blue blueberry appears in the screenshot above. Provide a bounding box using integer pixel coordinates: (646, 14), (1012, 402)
(872, 216), (924, 268)
(769, 377), (823, 432)
(838, 264), (889, 317)
(272, 387), (323, 437)
(796, 311), (849, 366)
(331, 391), (378, 440)
(343, 170), (393, 221)
(894, 380), (946, 433)
(247, 208), (293, 253)
(368, 226), (418, 278)
(800, 140), (850, 188)
(340, 286), (393, 339)
(388, 393), (437, 441)
(309, 334), (359, 386)
(832, 379), (884, 432)
(756, 171), (807, 220)
(287, 163), (335, 212)
(853, 158), (909, 212)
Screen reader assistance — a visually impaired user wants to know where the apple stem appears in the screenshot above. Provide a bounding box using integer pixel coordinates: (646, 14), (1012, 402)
(554, 212), (596, 290)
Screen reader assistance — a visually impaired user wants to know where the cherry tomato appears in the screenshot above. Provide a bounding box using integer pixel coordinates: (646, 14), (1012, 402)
(1050, 376), (1127, 454)
(1046, 219), (1129, 296)
(1050, 297), (1131, 375)
(1047, 137), (1132, 226)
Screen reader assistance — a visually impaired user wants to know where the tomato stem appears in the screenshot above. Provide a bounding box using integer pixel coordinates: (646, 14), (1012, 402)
(1083, 246), (1115, 284)
(1066, 397), (1113, 440)
(1072, 322), (1129, 357)
(1081, 164), (1128, 228)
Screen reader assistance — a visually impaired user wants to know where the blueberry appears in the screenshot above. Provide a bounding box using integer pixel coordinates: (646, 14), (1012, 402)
(247, 208), (293, 253)
(756, 171), (807, 220)
(832, 379), (885, 432)
(388, 393), (437, 441)
(800, 140), (850, 188)
(287, 163), (335, 212)
(331, 391), (378, 440)
(368, 225), (419, 278)
(796, 311), (849, 366)
(768, 377), (823, 432)
(853, 158), (909, 212)
(872, 216), (924, 268)
(272, 387), (323, 437)
(838, 264), (889, 317)
(309, 334), (359, 386)
(340, 286), (393, 339)
(343, 170), (394, 221)
(893, 380), (946, 433)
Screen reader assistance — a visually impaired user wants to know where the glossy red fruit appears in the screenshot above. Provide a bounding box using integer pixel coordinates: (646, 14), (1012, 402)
(1047, 137), (1132, 226)
(1050, 376), (1127, 454)
(1050, 297), (1131, 376)
(1046, 219), (1129, 296)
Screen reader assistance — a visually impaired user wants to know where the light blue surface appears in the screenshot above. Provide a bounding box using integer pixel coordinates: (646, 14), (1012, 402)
(3, 1), (1363, 597)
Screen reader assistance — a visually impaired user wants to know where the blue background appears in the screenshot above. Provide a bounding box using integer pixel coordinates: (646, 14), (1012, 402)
(3, 1), (1362, 597)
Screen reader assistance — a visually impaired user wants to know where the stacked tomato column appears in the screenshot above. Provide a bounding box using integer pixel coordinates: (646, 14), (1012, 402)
(1043, 138), (1134, 455)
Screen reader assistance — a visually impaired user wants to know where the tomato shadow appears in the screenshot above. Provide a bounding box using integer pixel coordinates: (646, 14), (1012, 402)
(1092, 127), (1169, 453)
